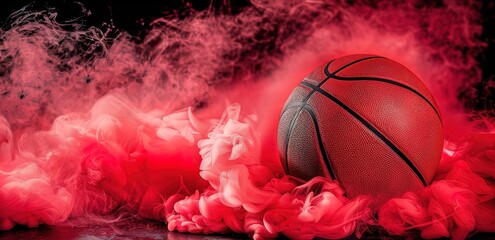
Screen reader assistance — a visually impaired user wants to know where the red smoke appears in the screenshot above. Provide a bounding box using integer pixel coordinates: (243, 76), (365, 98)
(0, 0), (493, 239)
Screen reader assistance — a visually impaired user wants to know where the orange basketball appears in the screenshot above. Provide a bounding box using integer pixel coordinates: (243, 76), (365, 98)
(277, 54), (444, 201)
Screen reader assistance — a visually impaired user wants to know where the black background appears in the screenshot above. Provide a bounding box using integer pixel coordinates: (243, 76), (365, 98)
(0, 0), (493, 112)
(0, 0), (251, 38)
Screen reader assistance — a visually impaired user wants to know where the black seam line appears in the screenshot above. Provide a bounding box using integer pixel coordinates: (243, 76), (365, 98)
(302, 104), (337, 180)
(319, 60), (335, 86)
(283, 57), (376, 176)
(281, 104), (337, 180)
(300, 81), (428, 186)
(321, 55), (442, 125)
(280, 84), (313, 117)
(329, 75), (443, 125)
(324, 56), (385, 77)
(280, 59), (334, 118)
(282, 84), (322, 175)
(283, 77), (330, 175)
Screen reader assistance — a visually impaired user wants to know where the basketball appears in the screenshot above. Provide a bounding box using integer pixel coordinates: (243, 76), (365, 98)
(277, 54), (444, 201)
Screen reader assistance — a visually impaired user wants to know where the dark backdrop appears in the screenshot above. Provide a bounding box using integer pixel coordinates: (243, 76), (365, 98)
(0, 0), (493, 112)
(1, 0), (493, 112)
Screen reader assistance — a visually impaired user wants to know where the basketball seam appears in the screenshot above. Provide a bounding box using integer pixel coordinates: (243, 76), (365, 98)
(282, 103), (337, 180)
(300, 81), (428, 186)
(283, 56), (381, 179)
(323, 56), (384, 78)
(284, 106), (303, 175)
(323, 58), (443, 125)
(330, 75), (442, 125)
(283, 63), (333, 175)
(302, 104), (338, 180)
(280, 84), (313, 117)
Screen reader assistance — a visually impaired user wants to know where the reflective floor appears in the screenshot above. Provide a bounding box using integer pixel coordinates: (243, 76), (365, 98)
(0, 219), (248, 240)
(0, 219), (493, 240)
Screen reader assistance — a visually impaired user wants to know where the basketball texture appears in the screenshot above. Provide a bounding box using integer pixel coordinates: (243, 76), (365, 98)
(277, 54), (444, 200)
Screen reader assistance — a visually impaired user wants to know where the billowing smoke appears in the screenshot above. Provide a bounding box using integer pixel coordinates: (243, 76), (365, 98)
(0, 0), (492, 239)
